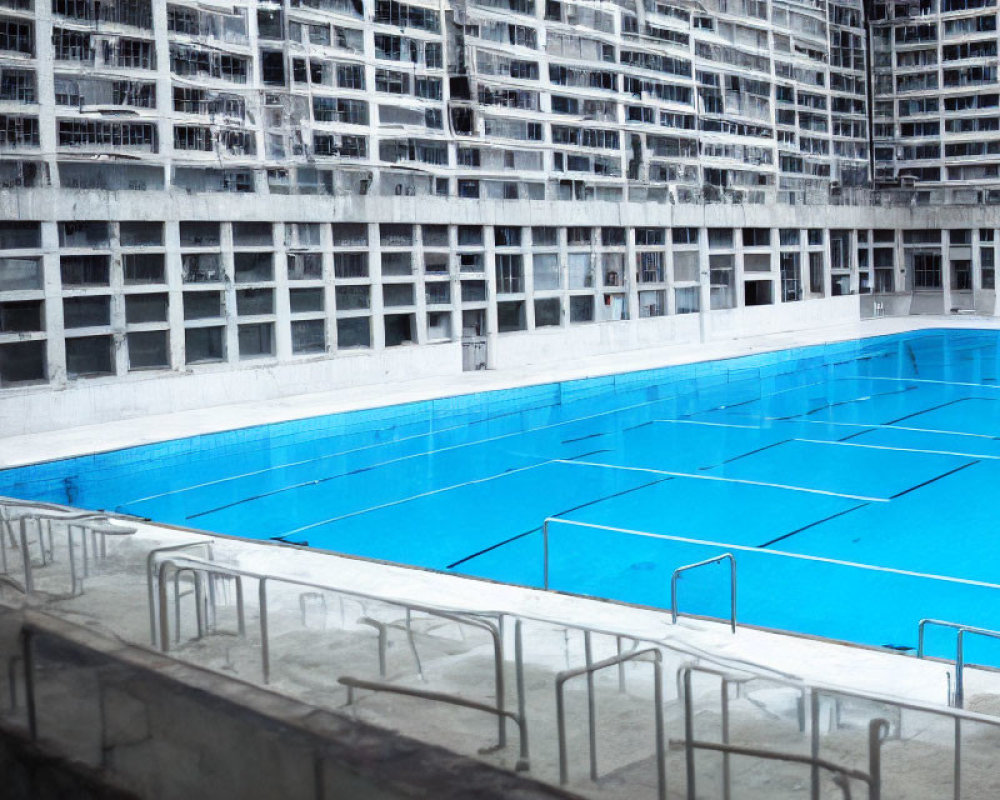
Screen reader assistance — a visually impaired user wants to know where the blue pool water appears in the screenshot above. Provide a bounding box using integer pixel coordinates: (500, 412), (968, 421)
(7, 328), (1000, 661)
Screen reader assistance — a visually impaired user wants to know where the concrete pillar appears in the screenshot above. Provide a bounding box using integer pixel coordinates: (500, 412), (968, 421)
(165, 220), (185, 370)
(697, 227), (710, 342)
(273, 222), (292, 359)
(41, 221), (66, 386)
(369, 222), (386, 351)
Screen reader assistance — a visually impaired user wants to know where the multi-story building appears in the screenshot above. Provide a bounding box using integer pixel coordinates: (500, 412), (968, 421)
(0, 0), (998, 424)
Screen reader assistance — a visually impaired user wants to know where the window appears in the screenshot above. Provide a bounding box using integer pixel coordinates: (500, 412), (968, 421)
(0, 340), (46, 385)
(185, 326), (225, 363)
(66, 335), (113, 377)
(128, 331), (169, 370)
(292, 319), (325, 353)
(238, 323), (274, 357)
(125, 293), (168, 323)
(337, 317), (370, 349)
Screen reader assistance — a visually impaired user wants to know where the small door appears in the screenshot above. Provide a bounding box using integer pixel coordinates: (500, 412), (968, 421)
(462, 339), (487, 371)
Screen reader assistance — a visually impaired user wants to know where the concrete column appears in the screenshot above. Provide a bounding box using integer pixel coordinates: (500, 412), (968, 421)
(221, 222), (239, 363)
(369, 222), (386, 350)
(41, 221), (65, 386)
(524, 229), (536, 330)
(448, 225), (462, 342)
(109, 222), (128, 376)
(737, 228), (749, 307)
(484, 225), (498, 367)
(664, 232), (676, 317)
(321, 222), (337, 353)
(942, 234), (952, 314)
(626, 227), (639, 321)
(164, 220), (185, 370)
(413, 225), (428, 345)
(273, 222), (292, 359)
(797, 228), (808, 301)
(697, 227), (710, 342)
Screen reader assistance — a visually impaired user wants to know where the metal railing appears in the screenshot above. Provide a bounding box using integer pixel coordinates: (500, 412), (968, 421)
(340, 675), (530, 772)
(671, 553), (737, 633)
(146, 541), (216, 646)
(680, 663), (889, 800)
(151, 552), (523, 758)
(555, 642), (665, 800)
(543, 518), (738, 631)
(917, 618), (1000, 708)
(1, 500), (137, 595)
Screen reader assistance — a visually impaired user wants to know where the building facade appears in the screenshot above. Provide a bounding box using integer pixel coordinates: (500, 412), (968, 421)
(0, 0), (998, 410)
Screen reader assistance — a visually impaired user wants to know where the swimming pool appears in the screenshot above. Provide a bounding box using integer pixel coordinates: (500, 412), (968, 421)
(6, 328), (1000, 662)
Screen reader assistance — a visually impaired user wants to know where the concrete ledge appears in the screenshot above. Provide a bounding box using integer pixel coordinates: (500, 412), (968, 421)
(7, 607), (578, 800)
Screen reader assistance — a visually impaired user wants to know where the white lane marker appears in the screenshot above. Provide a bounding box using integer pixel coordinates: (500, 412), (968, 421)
(554, 459), (889, 503)
(543, 518), (1000, 592)
(794, 438), (1000, 461)
(278, 459), (558, 537)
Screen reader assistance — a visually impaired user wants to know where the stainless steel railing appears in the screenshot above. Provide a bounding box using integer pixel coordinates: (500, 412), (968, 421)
(917, 618), (1000, 709)
(671, 553), (737, 633)
(151, 552), (521, 757)
(680, 663), (889, 800)
(543, 517), (738, 631)
(555, 644), (665, 800)
(1, 499), (137, 595)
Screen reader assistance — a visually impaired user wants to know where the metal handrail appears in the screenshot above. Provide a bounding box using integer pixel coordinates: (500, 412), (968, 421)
(671, 553), (737, 633)
(4, 510), (136, 594)
(153, 553), (514, 750)
(917, 618), (1000, 708)
(339, 676), (530, 771)
(680, 663), (891, 800)
(146, 541), (215, 646)
(555, 646), (665, 800)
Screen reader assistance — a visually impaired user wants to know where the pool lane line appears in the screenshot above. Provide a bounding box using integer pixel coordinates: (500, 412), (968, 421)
(223, 445), (612, 532)
(697, 439), (794, 471)
(553, 459), (889, 503)
(561, 432), (607, 444)
(657, 416), (1000, 445)
(845, 375), (1000, 391)
(889, 460), (981, 500)
(882, 398), (979, 427)
(444, 476), (674, 570)
(117, 363), (904, 510)
(545, 518), (1000, 593)
(795, 438), (1000, 461)
(757, 502), (871, 548)
(756, 416), (1000, 441)
(118, 381), (704, 510)
(768, 384), (921, 421)
(273, 458), (562, 539)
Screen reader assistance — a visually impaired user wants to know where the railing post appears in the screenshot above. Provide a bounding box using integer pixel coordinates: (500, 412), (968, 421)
(683, 668), (696, 800)
(556, 675), (569, 785)
(259, 577), (270, 684)
(811, 689), (821, 800)
(721, 678), (732, 800)
(543, 519), (550, 590)
(653, 657), (667, 800)
(157, 561), (172, 651)
(954, 630), (965, 709)
(20, 627), (36, 740)
(867, 718), (889, 800)
(584, 630), (597, 781)
(19, 517), (33, 594)
(514, 619), (530, 769)
(954, 716), (962, 800)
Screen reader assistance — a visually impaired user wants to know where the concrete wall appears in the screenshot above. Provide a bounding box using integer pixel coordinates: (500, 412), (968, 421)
(0, 608), (575, 800)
